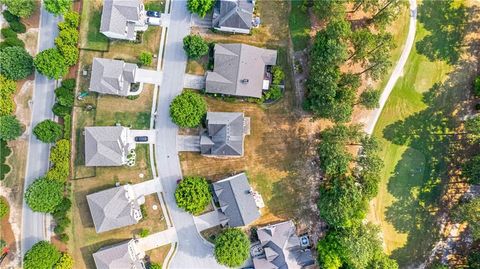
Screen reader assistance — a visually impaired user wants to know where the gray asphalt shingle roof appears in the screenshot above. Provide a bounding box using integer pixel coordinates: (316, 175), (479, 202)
(200, 112), (247, 156)
(100, 0), (142, 39)
(93, 239), (145, 269)
(253, 221), (315, 269)
(213, 0), (254, 31)
(89, 58), (137, 96)
(206, 43), (277, 98)
(84, 126), (129, 166)
(212, 173), (260, 227)
(87, 185), (142, 233)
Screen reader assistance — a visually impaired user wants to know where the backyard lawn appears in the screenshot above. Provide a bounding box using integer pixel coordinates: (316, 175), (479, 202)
(79, 0), (109, 51)
(289, 0), (311, 51)
(367, 0), (473, 266)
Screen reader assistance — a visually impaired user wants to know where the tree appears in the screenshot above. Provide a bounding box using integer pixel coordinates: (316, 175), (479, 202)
(0, 197), (9, 219)
(169, 91), (207, 128)
(187, 0), (215, 17)
(0, 46), (34, 80)
(468, 251), (480, 269)
(452, 197), (480, 240)
(46, 139), (70, 182)
(55, 27), (79, 46)
(23, 241), (61, 269)
(175, 176), (211, 215)
(63, 11), (80, 28)
(57, 44), (79, 66)
(44, 0), (71, 15)
(317, 232), (343, 269)
(465, 116), (480, 141)
(33, 119), (63, 143)
(54, 253), (73, 269)
(214, 228), (250, 267)
(139, 51), (153, 66)
(359, 88), (381, 109)
(183, 35), (209, 59)
(0, 115), (22, 141)
(0, 75), (16, 116)
(0, 0), (36, 18)
(55, 83), (75, 107)
(25, 177), (64, 213)
(34, 48), (68, 79)
(357, 136), (383, 199)
(150, 263), (162, 269)
(462, 155), (480, 184)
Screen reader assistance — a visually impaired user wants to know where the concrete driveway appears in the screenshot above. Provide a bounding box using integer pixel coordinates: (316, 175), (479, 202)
(135, 68), (163, 85)
(137, 227), (177, 251)
(177, 135), (200, 152)
(133, 178), (163, 196)
(193, 210), (222, 232)
(184, 74), (205, 90)
(129, 130), (156, 144)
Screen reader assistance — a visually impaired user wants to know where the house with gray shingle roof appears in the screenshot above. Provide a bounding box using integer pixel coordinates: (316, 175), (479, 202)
(212, 173), (260, 227)
(212, 0), (255, 34)
(89, 58), (139, 96)
(93, 239), (146, 269)
(84, 126), (134, 167)
(87, 184), (144, 233)
(100, 0), (148, 41)
(206, 43), (277, 98)
(253, 221), (315, 269)
(200, 112), (250, 157)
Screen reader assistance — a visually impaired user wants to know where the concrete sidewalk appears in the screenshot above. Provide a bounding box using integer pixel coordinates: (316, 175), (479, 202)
(137, 227), (177, 251)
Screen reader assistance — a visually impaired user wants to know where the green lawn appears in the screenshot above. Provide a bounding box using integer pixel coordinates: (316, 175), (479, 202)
(369, 0), (470, 266)
(80, 0), (109, 51)
(289, 0), (311, 51)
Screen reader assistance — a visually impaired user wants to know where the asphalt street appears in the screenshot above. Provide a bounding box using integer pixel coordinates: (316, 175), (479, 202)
(21, 5), (61, 256)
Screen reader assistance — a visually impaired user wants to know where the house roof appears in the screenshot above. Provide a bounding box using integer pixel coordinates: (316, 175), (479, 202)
(213, 0), (254, 31)
(93, 239), (145, 269)
(206, 43), (277, 98)
(200, 112), (247, 156)
(100, 0), (142, 38)
(212, 173), (260, 227)
(87, 185), (141, 233)
(84, 126), (129, 166)
(89, 58), (137, 96)
(253, 221), (315, 269)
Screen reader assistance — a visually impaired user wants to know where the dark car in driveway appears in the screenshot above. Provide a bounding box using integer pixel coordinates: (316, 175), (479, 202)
(134, 136), (148, 142)
(146, 10), (160, 18)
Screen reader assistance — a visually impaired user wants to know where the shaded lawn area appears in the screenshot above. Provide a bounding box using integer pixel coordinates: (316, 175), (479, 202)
(80, 0), (109, 51)
(186, 55), (209, 75)
(289, 0), (311, 51)
(368, 0), (472, 266)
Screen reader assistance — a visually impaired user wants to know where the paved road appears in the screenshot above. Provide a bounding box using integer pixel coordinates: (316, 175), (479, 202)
(154, 1), (224, 268)
(363, 0), (417, 134)
(21, 5), (61, 256)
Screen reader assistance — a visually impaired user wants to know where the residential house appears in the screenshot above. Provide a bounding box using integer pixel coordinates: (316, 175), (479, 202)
(89, 58), (139, 96)
(200, 112), (250, 157)
(212, 0), (255, 34)
(212, 173), (260, 227)
(205, 43), (277, 98)
(93, 239), (146, 269)
(253, 221), (315, 269)
(84, 126), (134, 166)
(87, 184), (144, 233)
(100, 0), (148, 40)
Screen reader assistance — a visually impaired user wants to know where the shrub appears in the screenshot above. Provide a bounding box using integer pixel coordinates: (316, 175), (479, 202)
(9, 20), (26, 33)
(175, 176), (211, 215)
(61, 78), (76, 90)
(169, 91), (207, 128)
(55, 27), (78, 46)
(359, 88), (381, 109)
(0, 140), (12, 181)
(474, 76), (480, 97)
(25, 177), (64, 213)
(52, 103), (72, 117)
(263, 85), (282, 102)
(58, 233), (69, 243)
(0, 239), (6, 249)
(45, 139), (70, 182)
(0, 75), (16, 116)
(34, 48), (68, 79)
(0, 36), (25, 50)
(55, 83), (75, 107)
(63, 115), (71, 139)
(44, 0), (71, 15)
(0, 0), (36, 18)
(0, 197), (9, 219)
(187, 0), (215, 17)
(23, 241), (61, 269)
(140, 204), (148, 219)
(0, 115), (23, 141)
(150, 263), (162, 269)
(57, 44), (78, 66)
(1, 28), (17, 39)
(2, 10), (18, 23)
(33, 119), (63, 143)
(63, 11), (80, 28)
(183, 35), (209, 59)
(54, 253), (73, 269)
(271, 66), (285, 85)
(139, 51), (153, 66)
(0, 46), (34, 80)
(139, 228), (150, 238)
(214, 228), (250, 267)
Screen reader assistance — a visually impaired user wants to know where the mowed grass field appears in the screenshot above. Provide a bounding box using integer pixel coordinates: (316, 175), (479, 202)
(368, 0), (473, 266)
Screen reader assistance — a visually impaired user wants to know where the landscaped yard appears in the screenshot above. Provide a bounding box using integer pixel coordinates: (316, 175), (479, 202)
(79, 0), (109, 51)
(289, 0), (311, 51)
(367, 0), (474, 266)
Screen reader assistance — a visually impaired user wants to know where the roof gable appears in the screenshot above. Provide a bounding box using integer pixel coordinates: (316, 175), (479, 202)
(89, 58), (137, 96)
(84, 126), (129, 166)
(200, 112), (246, 156)
(100, 0), (142, 38)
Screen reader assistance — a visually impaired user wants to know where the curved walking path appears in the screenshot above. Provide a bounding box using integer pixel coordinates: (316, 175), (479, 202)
(363, 0), (417, 134)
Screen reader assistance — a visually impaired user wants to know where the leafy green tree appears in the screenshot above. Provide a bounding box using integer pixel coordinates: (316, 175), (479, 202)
(25, 177), (64, 213)
(150, 263), (162, 269)
(54, 253), (73, 269)
(175, 176), (211, 214)
(44, 0), (71, 15)
(0, 0), (36, 18)
(462, 155), (480, 184)
(357, 136), (383, 199)
(9, 19), (26, 33)
(465, 116), (480, 141)
(23, 241), (61, 269)
(33, 119), (63, 143)
(0, 75), (16, 116)
(0, 36), (25, 50)
(0, 197), (9, 219)
(183, 34), (209, 59)
(452, 197), (480, 240)
(312, 0), (345, 20)
(271, 66), (285, 85)
(317, 232), (343, 269)
(169, 91), (207, 128)
(55, 82), (75, 107)
(52, 103), (72, 117)
(57, 44), (79, 66)
(46, 139), (70, 182)
(55, 27), (79, 46)
(139, 51), (153, 66)
(63, 11), (80, 28)
(214, 228), (250, 268)
(359, 88), (381, 109)
(0, 115), (22, 141)
(0, 46), (34, 80)
(187, 0), (215, 17)
(34, 48), (68, 79)
(468, 251), (480, 269)
(1, 27), (17, 39)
